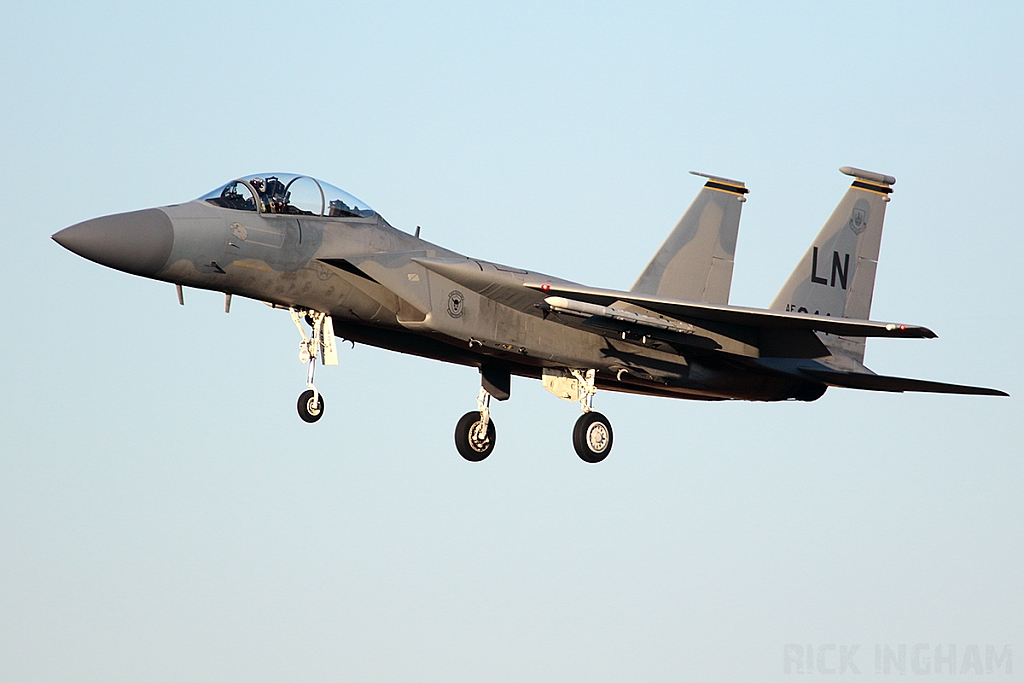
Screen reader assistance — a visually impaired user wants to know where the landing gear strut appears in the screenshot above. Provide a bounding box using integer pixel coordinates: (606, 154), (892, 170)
(455, 387), (497, 461)
(290, 308), (337, 423)
(569, 369), (613, 463)
(454, 367), (510, 461)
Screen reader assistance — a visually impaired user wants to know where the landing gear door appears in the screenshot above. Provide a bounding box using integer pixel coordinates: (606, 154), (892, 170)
(322, 316), (338, 366)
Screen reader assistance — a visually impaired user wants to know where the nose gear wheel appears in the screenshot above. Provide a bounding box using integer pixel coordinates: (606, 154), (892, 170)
(297, 389), (325, 423)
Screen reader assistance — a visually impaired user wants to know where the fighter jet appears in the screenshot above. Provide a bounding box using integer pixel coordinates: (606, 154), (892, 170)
(52, 167), (1006, 463)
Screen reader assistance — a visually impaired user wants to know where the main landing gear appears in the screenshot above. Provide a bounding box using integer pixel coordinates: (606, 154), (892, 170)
(454, 388), (497, 461)
(455, 366), (614, 463)
(454, 366), (509, 461)
(573, 412), (613, 463)
(290, 308), (337, 423)
(568, 369), (613, 463)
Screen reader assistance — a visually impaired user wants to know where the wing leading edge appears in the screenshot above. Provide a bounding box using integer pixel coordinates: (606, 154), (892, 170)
(526, 282), (936, 339)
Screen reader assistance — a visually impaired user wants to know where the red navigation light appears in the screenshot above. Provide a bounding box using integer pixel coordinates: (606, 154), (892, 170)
(541, 283), (550, 292)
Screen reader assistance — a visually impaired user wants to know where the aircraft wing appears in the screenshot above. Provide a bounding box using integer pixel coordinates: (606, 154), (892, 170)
(524, 282), (936, 339)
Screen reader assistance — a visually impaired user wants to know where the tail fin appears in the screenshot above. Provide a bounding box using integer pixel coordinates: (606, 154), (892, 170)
(630, 172), (747, 304)
(769, 166), (896, 364)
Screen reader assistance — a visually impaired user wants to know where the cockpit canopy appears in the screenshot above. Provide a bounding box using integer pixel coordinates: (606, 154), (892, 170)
(200, 173), (375, 218)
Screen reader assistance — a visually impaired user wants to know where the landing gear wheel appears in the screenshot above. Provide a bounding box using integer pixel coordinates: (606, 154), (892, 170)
(573, 412), (613, 463)
(297, 389), (325, 423)
(455, 411), (496, 461)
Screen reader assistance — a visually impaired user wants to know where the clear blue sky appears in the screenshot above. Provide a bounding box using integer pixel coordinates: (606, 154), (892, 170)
(2, 2), (1022, 681)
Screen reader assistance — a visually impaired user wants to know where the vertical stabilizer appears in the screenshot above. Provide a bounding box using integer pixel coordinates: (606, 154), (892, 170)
(630, 172), (747, 304)
(769, 167), (896, 364)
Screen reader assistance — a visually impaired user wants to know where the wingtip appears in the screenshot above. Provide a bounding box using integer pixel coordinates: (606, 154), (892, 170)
(884, 323), (937, 338)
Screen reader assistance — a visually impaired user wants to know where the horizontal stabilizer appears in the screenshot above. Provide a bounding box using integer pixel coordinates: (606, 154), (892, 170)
(525, 282), (936, 339)
(800, 369), (1008, 396)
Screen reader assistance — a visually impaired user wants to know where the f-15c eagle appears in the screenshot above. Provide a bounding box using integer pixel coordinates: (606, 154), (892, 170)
(53, 167), (1006, 463)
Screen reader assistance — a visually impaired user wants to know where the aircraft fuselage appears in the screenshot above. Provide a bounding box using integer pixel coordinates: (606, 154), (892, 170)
(54, 170), (1003, 462)
(145, 200), (814, 403)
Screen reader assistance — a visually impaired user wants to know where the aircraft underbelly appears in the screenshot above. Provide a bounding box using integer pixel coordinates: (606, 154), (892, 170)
(164, 243), (821, 403)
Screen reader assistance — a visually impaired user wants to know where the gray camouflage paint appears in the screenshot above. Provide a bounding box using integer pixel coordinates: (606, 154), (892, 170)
(631, 175), (746, 304)
(52, 169), (1006, 410)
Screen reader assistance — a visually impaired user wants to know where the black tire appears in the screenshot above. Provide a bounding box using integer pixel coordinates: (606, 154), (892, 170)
(573, 411), (613, 463)
(297, 389), (325, 423)
(454, 411), (496, 461)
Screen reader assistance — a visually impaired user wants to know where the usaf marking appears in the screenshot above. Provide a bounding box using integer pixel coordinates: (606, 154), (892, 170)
(811, 246), (850, 289)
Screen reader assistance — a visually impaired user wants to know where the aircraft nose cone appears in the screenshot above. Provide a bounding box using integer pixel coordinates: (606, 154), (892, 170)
(53, 208), (174, 277)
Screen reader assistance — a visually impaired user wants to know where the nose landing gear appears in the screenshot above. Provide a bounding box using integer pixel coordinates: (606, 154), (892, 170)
(290, 308), (337, 423)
